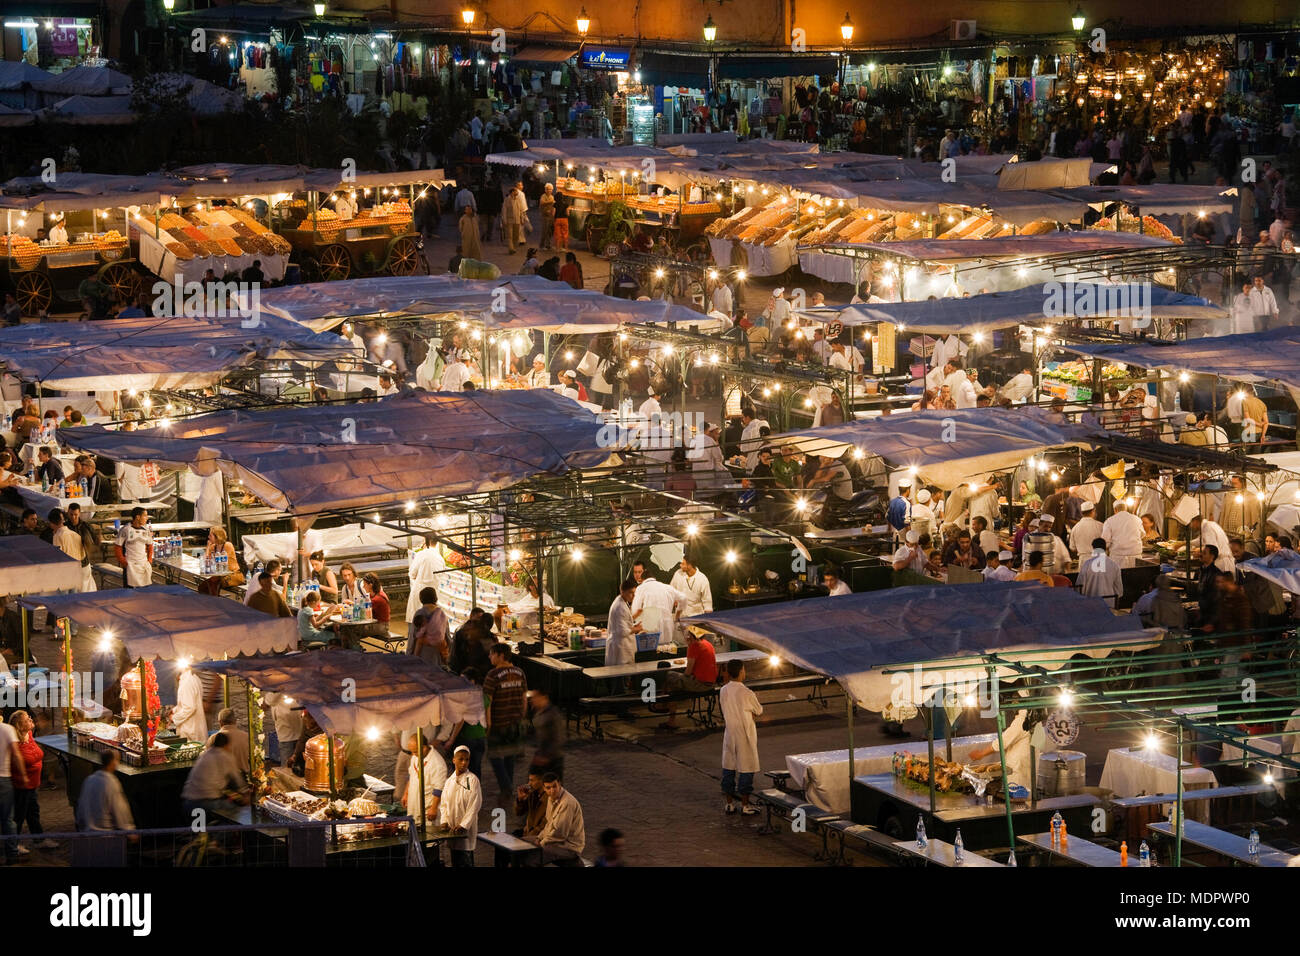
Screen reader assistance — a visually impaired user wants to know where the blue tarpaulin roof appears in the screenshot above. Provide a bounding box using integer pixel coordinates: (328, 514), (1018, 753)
(0, 312), (353, 390)
(1056, 327), (1300, 389)
(692, 581), (1158, 711)
(833, 282), (1225, 335)
(763, 406), (1103, 489)
(59, 389), (610, 517)
(1239, 550), (1300, 592)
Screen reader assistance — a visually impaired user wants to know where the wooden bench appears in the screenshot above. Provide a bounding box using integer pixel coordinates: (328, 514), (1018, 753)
(823, 819), (888, 865)
(748, 673), (833, 708)
(477, 830), (543, 868)
(93, 562), (124, 589)
(753, 787), (843, 860)
(765, 769), (794, 791)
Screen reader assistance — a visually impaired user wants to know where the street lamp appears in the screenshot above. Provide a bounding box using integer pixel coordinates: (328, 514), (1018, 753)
(1071, 6), (1085, 30)
(840, 11), (854, 43)
(702, 14), (716, 43)
(576, 6), (590, 37)
(461, 7), (476, 27)
(163, 0), (175, 10)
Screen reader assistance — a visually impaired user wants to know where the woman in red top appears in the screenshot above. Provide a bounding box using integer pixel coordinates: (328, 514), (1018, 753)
(10, 710), (53, 848)
(559, 252), (583, 290)
(363, 573), (391, 624)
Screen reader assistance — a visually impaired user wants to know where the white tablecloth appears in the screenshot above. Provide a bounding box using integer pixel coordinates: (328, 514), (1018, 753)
(1099, 747), (1219, 823)
(798, 249), (864, 285)
(14, 484), (96, 518)
(1221, 732), (1296, 795)
(786, 734), (996, 814)
(708, 237), (796, 277)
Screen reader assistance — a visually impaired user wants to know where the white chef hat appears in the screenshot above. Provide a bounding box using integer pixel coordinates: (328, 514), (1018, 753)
(1038, 514), (1055, 526)
(773, 287), (785, 297)
(1080, 500), (1094, 512)
(916, 489), (931, 504)
(905, 529), (920, 543)
(453, 745), (470, 756)
(532, 354), (545, 365)
(562, 369), (577, 379)
(646, 386), (657, 397)
(898, 477), (912, 488)
(998, 550), (1014, 561)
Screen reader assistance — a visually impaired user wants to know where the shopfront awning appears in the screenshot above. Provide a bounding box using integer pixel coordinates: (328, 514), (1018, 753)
(717, 55), (838, 80)
(18, 586), (298, 661)
(192, 650), (483, 736)
(692, 582), (1159, 712)
(59, 389), (612, 518)
(765, 406), (1103, 489)
(0, 536), (84, 596)
(0, 312), (354, 391)
(511, 45), (579, 64)
(1055, 327), (1300, 390)
(637, 52), (710, 89)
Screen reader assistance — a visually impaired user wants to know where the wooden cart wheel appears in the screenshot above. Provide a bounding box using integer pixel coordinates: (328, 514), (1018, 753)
(318, 244), (352, 281)
(385, 235), (421, 276)
(14, 271), (53, 315)
(98, 262), (142, 307)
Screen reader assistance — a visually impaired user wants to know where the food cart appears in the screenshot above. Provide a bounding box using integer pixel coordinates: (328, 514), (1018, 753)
(273, 169), (445, 281)
(0, 173), (164, 314)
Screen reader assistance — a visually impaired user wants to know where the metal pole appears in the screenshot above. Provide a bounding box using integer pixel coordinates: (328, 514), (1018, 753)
(846, 695), (855, 781)
(327, 733), (338, 801)
(137, 658), (148, 739)
(468, 511), (477, 610)
(926, 693), (936, 816)
(536, 535), (546, 653)
(222, 652), (230, 709)
(63, 617), (73, 734)
(989, 664), (1016, 850)
(245, 680), (255, 784)
(20, 607), (29, 690)
(296, 526), (306, 588)
(1176, 723), (1184, 867)
(415, 726), (427, 837)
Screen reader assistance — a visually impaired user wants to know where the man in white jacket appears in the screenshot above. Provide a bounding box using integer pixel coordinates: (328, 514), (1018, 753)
(1191, 515), (1235, 574)
(170, 665), (207, 743)
(720, 659), (763, 815)
(1077, 539), (1124, 607)
(402, 733), (448, 827)
(1101, 499), (1145, 565)
(1068, 500), (1105, 557)
(502, 181), (529, 254)
(439, 745), (482, 867)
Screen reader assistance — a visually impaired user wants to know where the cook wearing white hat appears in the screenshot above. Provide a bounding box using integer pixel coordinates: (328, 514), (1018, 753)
(892, 528), (927, 575)
(526, 354), (550, 388)
(768, 285), (792, 329)
(982, 547), (1018, 581)
(909, 488), (936, 541)
(916, 489), (931, 504)
(888, 480), (914, 543)
(559, 369), (582, 402)
(638, 386), (662, 420)
(1069, 498), (1105, 557)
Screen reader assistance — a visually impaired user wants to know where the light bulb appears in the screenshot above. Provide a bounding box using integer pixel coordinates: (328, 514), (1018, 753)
(769, 654), (781, 667)
(724, 550), (737, 563)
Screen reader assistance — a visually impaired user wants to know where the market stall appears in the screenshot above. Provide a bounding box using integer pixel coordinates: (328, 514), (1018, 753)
(192, 650), (481, 853)
(0, 172), (164, 314)
(22, 585), (297, 827)
(134, 205), (291, 284)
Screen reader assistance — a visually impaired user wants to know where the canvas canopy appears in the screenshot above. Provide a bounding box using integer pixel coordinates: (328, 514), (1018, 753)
(255, 274), (711, 332)
(40, 94), (136, 125)
(997, 157), (1097, 190)
(18, 585), (297, 661)
(835, 282), (1224, 334)
(0, 312), (354, 390)
(765, 407), (1102, 489)
(692, 582), (1159, 711)
(1056, 327), (1300, 390)
(1, 171), (170, 212)
(1239, 551), (1300, 593)
(192, 650), (482, 736)
(0, 536), (84, 596)
(60, 389), (610, 517)
(0, 62), (51, 92)
(859, 231), (1172, 263)
(0, 104), (35, 127)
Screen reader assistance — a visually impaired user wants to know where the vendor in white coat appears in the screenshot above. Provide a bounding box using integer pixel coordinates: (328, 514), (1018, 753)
(406, 538), (447, 623)
(1191, 515), (1235, 573)
(687, 422), (728, 494)
(1101, 499), (1145, 564)
(525, 355), (550, 389)
(439, 355), (473, 392)
(638, 387), (661, 421)
(967, 709), (1033, 788)
(114, 507), (154, 588)
(170, 663), (208, 743)
(604, 578), (641, 666)
(402, 733), (448, 826)
(1068, 500), (1105, 557)
(720, 659), (763, 814)
(439, 745), (482, 866)
(1077, 539), (1124, 607)
(669, 556), (713, 638)
(630, 574), (684, 639)
(739, 407), (769, 472)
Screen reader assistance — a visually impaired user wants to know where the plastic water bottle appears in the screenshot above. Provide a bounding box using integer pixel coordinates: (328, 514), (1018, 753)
(953, 829), (964, 863)
(1139, 840), (1150, 867)
(1007, 849), (1017, 867)
(1051, 811), (1063, 845)
(364, 595), (372, 620)
(915, 817), (927, 849)
(1174, 390), (1181, 412)
(1248, 828), (1260, 857)
(41, 473), (48, 492)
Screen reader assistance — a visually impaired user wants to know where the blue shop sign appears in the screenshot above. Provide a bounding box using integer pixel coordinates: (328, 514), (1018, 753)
(581, 47), (630, 70)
